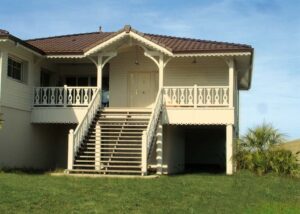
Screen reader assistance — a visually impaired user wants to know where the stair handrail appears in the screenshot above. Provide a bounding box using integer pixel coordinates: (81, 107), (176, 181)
(141, 89), (163, 175)
(67, 88), (101, 170)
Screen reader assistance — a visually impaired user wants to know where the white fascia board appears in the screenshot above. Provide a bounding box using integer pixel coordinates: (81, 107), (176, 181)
(174, 52), (252, 57)
(46, 55), (85, 59)
(128, 31), (173, 56)
(84, 32), (128, 56)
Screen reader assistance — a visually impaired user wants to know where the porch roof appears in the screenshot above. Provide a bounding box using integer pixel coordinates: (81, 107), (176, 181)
(1, 25), (253, 56)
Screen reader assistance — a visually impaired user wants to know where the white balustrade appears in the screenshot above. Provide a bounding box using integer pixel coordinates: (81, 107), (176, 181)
(68, 88), (101, 170)
(141, 89), (163, 175)
(163, 85), (230, 107)
(33, 86), (97, 107)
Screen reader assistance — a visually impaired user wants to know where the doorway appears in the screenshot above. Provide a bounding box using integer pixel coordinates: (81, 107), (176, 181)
(128, 71), (158, 107)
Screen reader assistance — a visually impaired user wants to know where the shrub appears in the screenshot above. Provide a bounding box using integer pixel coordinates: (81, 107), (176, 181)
(235, 123), (300, 176)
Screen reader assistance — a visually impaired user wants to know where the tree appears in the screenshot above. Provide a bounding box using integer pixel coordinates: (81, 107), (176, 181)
(239, 123), (286, 152)
(235, 123), (299, 176)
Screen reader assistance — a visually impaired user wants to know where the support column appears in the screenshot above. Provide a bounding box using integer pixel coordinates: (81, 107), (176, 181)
(95, 123), (101, 171)
(141, 131), (147, 176)
(156, 119), (163, 175)
(67, 129), (74, 171)
(158, 55), (164, 89)
(97, 54), (103, 89)
(227, 58), (235, 108)
(226, 124), (233, 175)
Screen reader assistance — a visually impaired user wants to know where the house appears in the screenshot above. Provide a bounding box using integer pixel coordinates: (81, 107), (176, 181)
(0, 25), (254, 175)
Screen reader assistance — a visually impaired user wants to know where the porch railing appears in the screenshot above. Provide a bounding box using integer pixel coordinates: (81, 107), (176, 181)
(68, 88), (101, 170)
(163, 85), (229, 107)
(141, 89), (163, 175)
(33, 86), (98, 107)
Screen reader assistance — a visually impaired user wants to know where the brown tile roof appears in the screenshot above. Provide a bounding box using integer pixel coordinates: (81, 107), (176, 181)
(2, 26), (253, 56)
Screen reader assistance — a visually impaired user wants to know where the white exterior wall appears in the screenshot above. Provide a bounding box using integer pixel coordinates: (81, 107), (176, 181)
(164, 57), (228, 87)
(109, 47), (158, 107)
(0, 43), (63, 169)
(163, 125), (185, 174)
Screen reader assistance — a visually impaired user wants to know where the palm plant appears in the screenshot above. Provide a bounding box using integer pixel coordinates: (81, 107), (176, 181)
(239, 123), (286, 152)
(235, 123), (299, 176)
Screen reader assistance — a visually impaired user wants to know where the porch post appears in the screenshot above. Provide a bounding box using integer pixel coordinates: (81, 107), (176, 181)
(158, 55), (164, 89)
(97, 54), (103, 89)
(95, 123), (101, 171)
(67, 129), (74, 171)
(227, 58), (235, 108)
(156, 119), (163, 175)
(226, 124), (234, 175)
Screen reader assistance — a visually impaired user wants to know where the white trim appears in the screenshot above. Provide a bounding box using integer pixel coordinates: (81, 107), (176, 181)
(84, 31), (173, 57)
(46, 55), (85, 59)
(2, 39), (43, 57)
(84, 32), (127, 56)
(44, 51), (252, 59)
(174, 52), (251, 57)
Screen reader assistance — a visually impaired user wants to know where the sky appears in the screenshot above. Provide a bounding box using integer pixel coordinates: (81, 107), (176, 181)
(0, 0), (299, 139)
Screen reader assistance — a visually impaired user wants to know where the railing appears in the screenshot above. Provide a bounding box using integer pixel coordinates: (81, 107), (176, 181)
(163, 85), (229, 107)
(141, 89), (163, 175)
(67, 88), (101, 170)
(33, 86), (98, 107)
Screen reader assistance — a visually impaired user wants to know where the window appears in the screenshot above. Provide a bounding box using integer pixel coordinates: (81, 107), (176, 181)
(7, 57), (23, 82)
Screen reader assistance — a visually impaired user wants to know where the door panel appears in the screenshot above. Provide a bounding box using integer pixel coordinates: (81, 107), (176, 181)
(128, 71), (157, 107)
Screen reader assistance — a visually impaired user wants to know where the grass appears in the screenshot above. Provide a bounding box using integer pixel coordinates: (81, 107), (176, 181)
(0, 171), (300, 214)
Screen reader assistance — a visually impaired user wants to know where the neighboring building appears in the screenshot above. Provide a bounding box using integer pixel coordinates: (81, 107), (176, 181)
(0, 25), (254, 175)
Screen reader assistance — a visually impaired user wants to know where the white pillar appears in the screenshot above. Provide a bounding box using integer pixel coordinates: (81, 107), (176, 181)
(228, 58), (235, 108)
(141, 131), (147, 176)
(97, 54), (103, 89)
(158, 55), (164, 89)
(156, 119), (163, 175)
(67, 129), (74, 171)
(95, 123), (101, 171)
(226, 124), (233, 175)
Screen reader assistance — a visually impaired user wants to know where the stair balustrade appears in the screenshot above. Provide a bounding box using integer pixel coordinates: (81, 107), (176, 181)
(141, 89), (163, 175)
(67, 88), (101, 170)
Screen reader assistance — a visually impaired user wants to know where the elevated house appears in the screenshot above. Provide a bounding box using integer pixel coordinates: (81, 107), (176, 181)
(0, 25), (254, 175)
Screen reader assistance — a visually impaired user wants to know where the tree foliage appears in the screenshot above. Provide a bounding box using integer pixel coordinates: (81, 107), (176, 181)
(235, 123), (299, 176)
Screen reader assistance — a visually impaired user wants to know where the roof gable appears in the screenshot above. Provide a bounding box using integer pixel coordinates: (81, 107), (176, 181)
(26, 25), (253, 56)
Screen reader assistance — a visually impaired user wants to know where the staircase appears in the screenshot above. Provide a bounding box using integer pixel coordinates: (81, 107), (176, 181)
(71, 108), (152, 175)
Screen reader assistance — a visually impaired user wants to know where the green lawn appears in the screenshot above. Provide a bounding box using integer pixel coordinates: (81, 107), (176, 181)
(0, 171), (300, 214)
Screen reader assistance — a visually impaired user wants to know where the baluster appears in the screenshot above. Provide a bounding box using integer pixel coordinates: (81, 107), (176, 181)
(50, 88), (55, 105)
(206, 88), (211, 105)
(68, 88), (73, 105)
(188, 88), (193, 105)
(193, 85), (197, 108)
(58, 88), (63, 105)
(43, 88), (47, 105)
(223, 88), (228, 105)
(172, 88), (177, 104)
(76, 88), (80, 105)
(215, 88), (220, 105)
(180, 88), (185, 105)
(198, 88), (203, 105)
(84, 88), (89, 105)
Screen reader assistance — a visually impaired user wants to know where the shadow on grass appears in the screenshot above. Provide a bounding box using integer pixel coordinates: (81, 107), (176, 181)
(0, 167), (65, 175)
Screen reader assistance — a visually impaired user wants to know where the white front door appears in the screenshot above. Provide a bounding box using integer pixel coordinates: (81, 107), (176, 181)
(128, 71), (158, 107)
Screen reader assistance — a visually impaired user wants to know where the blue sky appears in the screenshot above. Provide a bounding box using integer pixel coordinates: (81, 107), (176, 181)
(1, 0), (299, 139)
